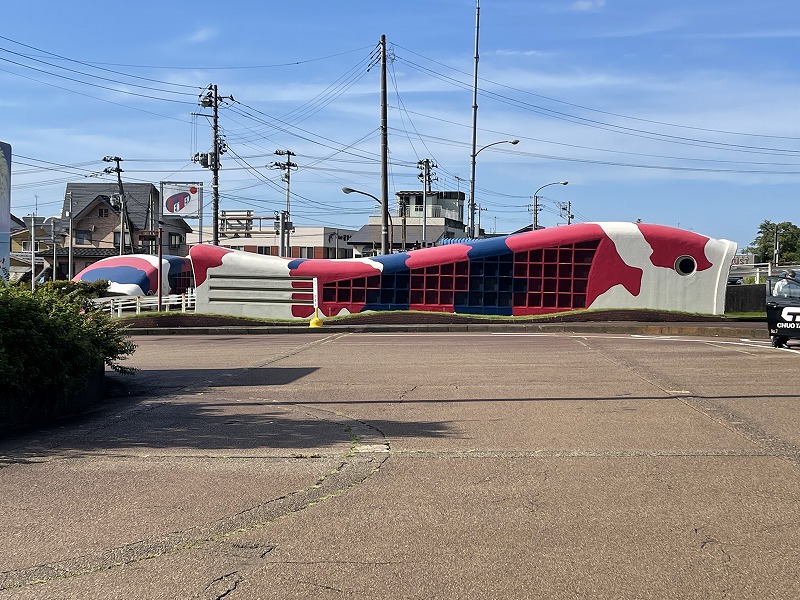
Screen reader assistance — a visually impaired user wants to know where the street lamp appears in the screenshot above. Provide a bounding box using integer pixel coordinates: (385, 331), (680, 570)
(468, 139), (519, 238)
(342, 187), (393, 255)
(532, 181), (568, 231)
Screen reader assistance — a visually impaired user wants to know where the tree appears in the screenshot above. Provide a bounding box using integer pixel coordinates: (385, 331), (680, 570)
(746, 220), (800, 265)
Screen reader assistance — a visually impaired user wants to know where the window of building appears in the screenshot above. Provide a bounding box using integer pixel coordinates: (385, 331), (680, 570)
(323, 247), (354, 259)
(75, 230), (92, 245)
(257, 246), (271, 255)
(168, 232), (182, 249)
(98, 208), (109, 218)
(21, 240), (41, 252)
(113, 232), (131, 248)
(299, 246), (315, 258)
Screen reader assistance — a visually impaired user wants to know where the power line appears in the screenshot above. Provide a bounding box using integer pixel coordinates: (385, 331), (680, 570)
(391, 42), (800, 143)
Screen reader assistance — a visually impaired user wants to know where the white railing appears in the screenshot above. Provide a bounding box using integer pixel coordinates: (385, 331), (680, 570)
(93, 290), (196, 316)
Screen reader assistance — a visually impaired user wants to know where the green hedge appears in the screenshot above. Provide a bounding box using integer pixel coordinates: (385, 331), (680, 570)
(0, 280), (136, 431)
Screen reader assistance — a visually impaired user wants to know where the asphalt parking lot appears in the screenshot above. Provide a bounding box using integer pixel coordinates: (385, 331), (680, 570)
(2, 330), (799, 599)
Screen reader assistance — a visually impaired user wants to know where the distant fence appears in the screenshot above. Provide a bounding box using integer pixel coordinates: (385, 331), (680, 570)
(725, 284), (764, 313)
(93, 290), (196, 317)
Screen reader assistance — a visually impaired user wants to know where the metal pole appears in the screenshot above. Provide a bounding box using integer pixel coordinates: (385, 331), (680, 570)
(422, 161), (428, 246)
(284, 167), (291, 251)
(401, 199), (407, 251)
(29, 216), (35, 292)
(119, 193), (125, 255)
(388, 212), (394, 252)
(774, 225), (780, 267)
(157, 224), (163, 312)
(342, 186), (391, 252)
(212, 84), (220, 246)
(278, 211), (286, 257)
(468, 0), (480, 238)
(532, 181), (569, 231)
(469, 139), (518, 238)
(114, 159), (126, 255)
(380, 35), (390, 255)
(51, 221), (56, 281)
(67, 191), (73, 279)
(272, 150), (297, 253)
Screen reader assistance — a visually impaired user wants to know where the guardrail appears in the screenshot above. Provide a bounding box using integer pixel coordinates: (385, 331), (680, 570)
(93, 291), (196, 317)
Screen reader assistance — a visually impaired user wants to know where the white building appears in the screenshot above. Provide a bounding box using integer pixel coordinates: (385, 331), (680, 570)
(186, 210), (357, 259)
(348, 190), (469, 255)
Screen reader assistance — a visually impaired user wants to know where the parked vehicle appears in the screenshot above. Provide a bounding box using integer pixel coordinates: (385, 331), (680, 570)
(766, 272), (800, 347)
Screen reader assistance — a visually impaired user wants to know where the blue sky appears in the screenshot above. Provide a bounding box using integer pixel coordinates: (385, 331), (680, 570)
(3, 0), (800, 250)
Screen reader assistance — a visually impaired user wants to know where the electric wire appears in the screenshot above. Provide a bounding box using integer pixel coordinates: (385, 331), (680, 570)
(392, 42), (800, 143)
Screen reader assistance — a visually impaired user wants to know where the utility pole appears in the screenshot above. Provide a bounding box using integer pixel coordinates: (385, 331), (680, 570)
(418, 159), (437, 247)
(66, 191), (73, 279)
(29, 214), (35, 292)
(399, 197), (408, 251)
(774, 225), (781, 267)
(477, 204), (487, 236)
(103, 156), (126, 255)
(468, 0), (481, 240)
(272, 150), (297, 256)
(195, 84), (232, 246)
(559, 201), (574, 225)
(51, 220), (57, 281)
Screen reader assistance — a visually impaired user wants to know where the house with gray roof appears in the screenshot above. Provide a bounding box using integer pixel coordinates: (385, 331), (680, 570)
(47, 182), (192, 277)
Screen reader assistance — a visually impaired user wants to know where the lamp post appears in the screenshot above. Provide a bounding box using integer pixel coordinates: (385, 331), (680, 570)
(532, 181), (569, 231)
(342, 187), (393, 254)
(468, 139), (519, 238)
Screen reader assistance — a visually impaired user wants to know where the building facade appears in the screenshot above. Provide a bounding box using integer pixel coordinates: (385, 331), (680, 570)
(187, 210), (357, 259)
(348, 190), (468, 256)
(33, 182), (191, 278)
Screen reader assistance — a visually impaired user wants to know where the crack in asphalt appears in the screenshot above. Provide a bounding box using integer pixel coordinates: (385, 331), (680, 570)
(0, 414), (389, 591)
(0, 333), (389, 593)
(577, 336), (800, 468)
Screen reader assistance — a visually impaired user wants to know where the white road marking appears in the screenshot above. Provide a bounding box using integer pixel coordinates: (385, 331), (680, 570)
(346, 331), (800, 354)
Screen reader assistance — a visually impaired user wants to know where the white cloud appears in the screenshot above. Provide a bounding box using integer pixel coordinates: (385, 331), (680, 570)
(494, 49), (550, 58)
(570, 0), (606, 11)
(187, 28), (217, 43)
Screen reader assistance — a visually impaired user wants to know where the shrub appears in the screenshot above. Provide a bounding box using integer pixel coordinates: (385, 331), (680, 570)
(0, 280), (136, 429)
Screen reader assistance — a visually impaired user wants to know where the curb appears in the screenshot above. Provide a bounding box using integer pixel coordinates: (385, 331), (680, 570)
(125, 322), (768, 339)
